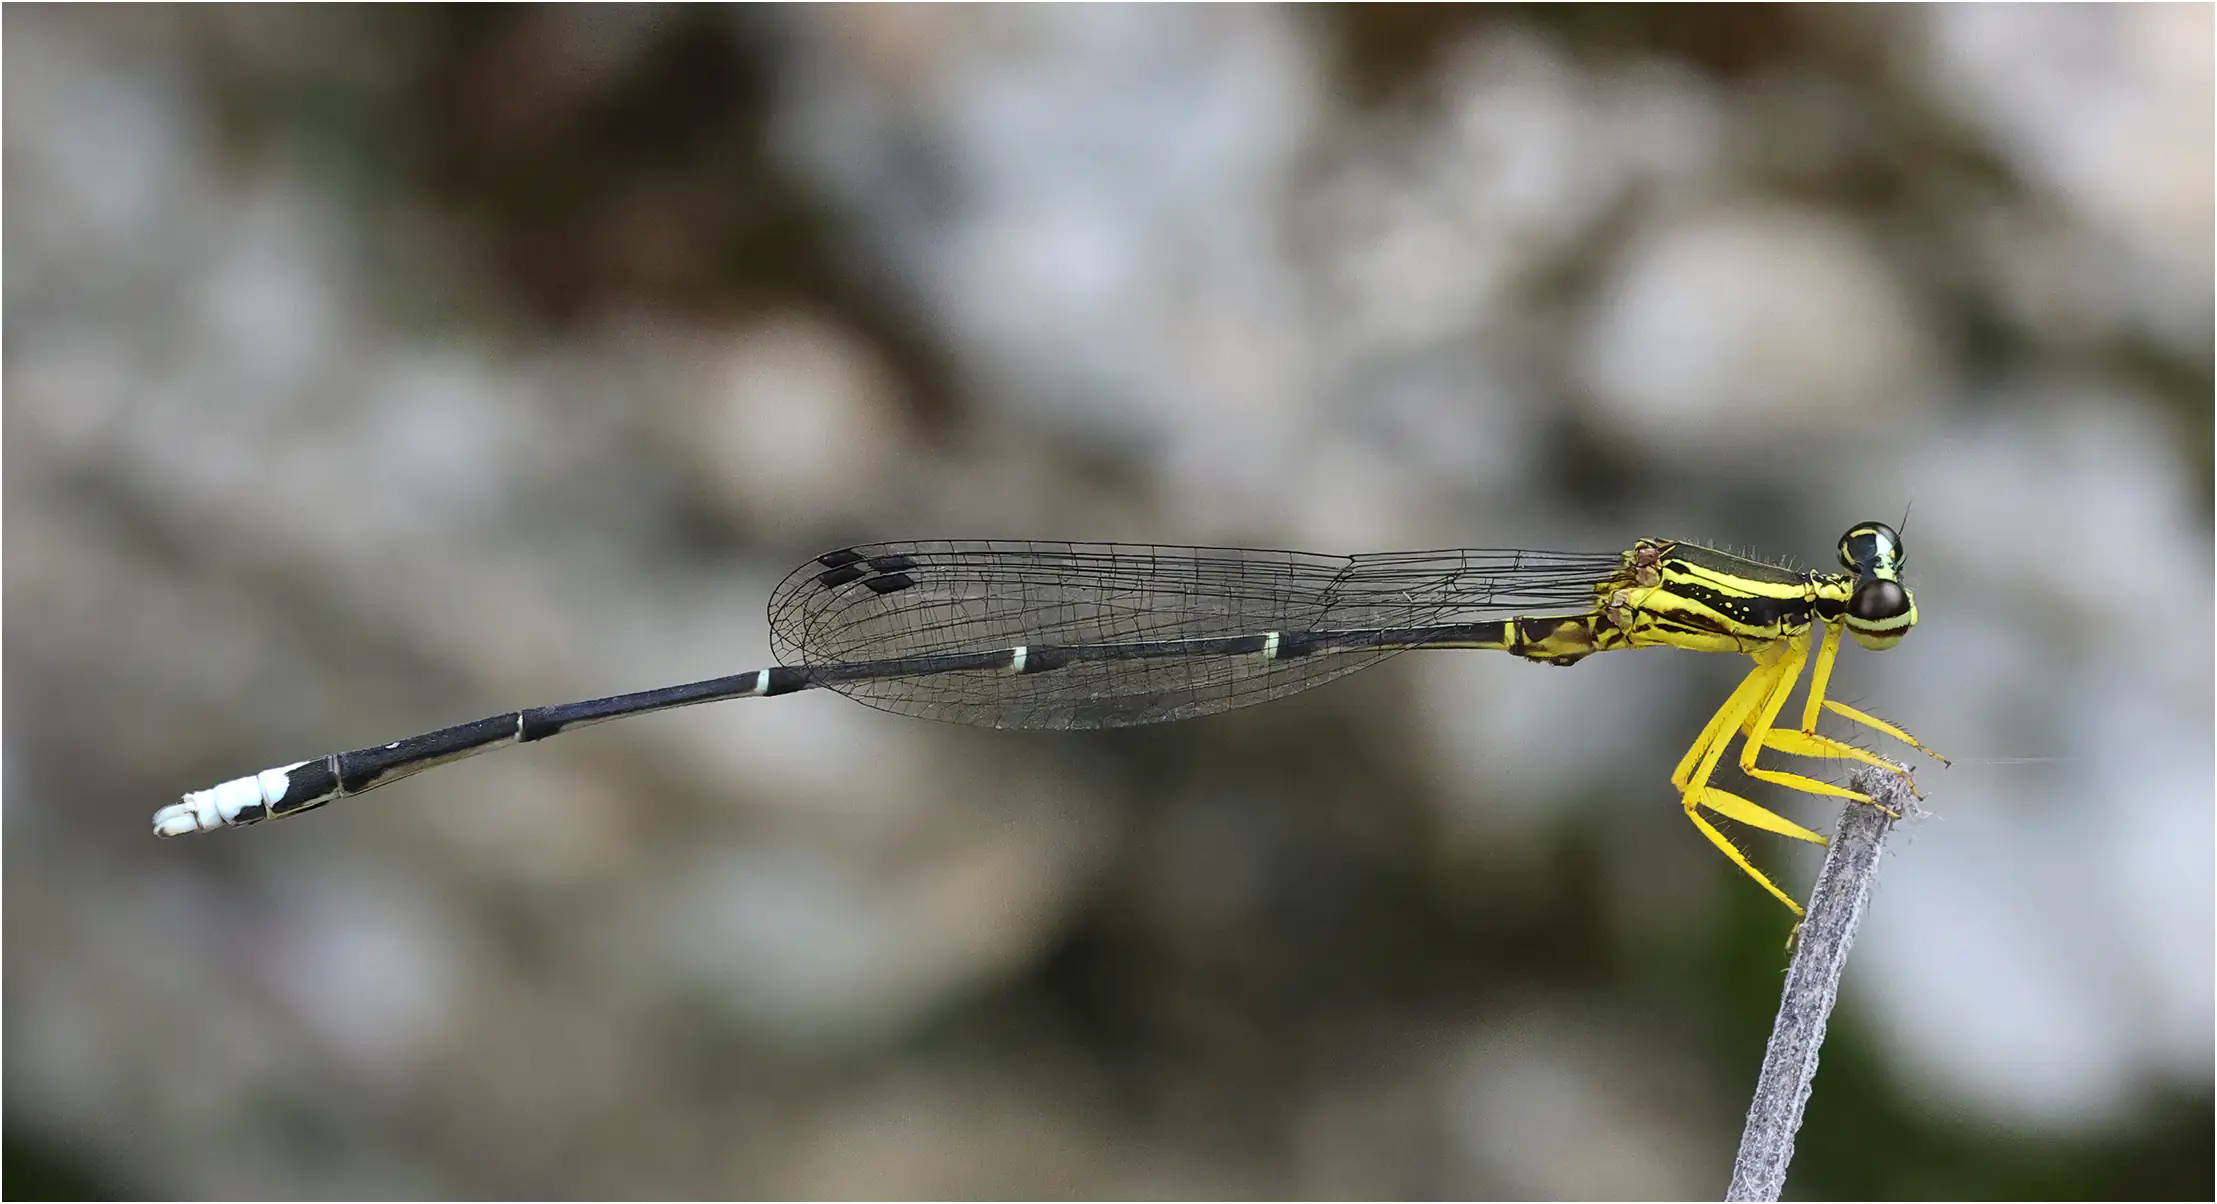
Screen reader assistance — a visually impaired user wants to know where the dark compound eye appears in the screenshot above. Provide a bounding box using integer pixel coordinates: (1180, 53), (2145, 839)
(1838, 522), (1903, 571)
(1866, 521), (1903, 566)
(1848, 579), (1910, 623)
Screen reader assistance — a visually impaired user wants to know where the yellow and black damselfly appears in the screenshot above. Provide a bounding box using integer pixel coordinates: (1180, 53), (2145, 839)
(155, 523), (1943, 914)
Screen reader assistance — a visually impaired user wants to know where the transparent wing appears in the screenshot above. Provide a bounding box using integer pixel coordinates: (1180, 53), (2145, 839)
(768, 540), (1621, 729)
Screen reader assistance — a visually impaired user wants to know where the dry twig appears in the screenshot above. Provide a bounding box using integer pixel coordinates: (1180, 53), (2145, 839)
(1725, 767), (1919, 1202)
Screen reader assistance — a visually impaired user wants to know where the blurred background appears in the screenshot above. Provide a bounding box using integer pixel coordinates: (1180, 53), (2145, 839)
(6, 5), (2210, 1199)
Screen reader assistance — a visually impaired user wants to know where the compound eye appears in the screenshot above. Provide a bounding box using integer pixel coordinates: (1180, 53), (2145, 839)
(1870, 522), (1904, 567)
(1848, 579), (1909, 623)
(1838, 522), (1904, 571)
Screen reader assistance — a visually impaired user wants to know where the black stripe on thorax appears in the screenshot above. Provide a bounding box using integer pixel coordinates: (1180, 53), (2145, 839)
(1666, 580), (1814, 631)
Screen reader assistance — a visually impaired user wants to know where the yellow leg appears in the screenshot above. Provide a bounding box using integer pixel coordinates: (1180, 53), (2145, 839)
(1735, 638), (1880, 808)
(1763, 728), (1921, 800)
(1760, 619), (1941, 792)
(1672, 654), (1824, 915)
(1698, 643), (1836, 839)
(1798, 619), (1843, 734)
(1696, 784), (1826, 844)
(1670, 623), (1945, 917)
(1801, 620), (1946, 764)
(1822, 699), (1951, 767)
(1673, 658), (1780, 789)
(1685, 805), (1806, 918)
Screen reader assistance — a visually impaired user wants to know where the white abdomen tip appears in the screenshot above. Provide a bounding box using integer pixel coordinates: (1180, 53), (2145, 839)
(151, 799), (209, 837)
(153, 763), (301, 837)
(152, 781), (228, 836)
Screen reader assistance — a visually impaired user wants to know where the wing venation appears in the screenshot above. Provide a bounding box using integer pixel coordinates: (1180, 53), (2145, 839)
(767, 540), (1617, 728)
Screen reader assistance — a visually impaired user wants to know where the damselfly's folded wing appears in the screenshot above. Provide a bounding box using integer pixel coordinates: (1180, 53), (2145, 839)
(768, 541), (1618, 729)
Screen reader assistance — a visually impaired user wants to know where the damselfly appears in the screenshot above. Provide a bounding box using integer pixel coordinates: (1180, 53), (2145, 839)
(155, 523), (1944, 914)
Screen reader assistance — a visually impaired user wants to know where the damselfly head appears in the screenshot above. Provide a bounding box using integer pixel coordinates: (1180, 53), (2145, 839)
(1837, 522), (1915, 650)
